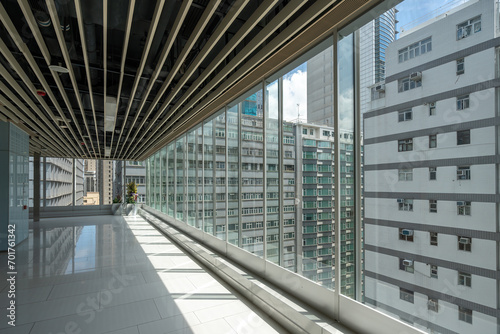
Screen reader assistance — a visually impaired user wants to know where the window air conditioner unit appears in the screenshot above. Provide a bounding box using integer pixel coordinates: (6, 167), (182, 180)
(457, 201), (465, 206)
(397, 198), (404, 203)
(375, 84), (385, 92)
(403, 259), (413, 266)
(459, 237), (470, 245)
(428, 300), (438, 308)
(410, 72), (422, 81)
(401, 229), (414, 236)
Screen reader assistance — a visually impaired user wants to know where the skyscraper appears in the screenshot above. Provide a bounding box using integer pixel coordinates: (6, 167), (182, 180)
(359, 9), (397, 116)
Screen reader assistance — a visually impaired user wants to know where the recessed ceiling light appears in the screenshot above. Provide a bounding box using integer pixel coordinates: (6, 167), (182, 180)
(49, 65), (69, 73)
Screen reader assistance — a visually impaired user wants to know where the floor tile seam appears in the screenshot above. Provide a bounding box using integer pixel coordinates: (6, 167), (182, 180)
(27, 297), (161, 330)
(102, 325), (139, 334)
(25, 322), (35, 334)
(45, 277), (148, 302)
(142, 210), (329, 334)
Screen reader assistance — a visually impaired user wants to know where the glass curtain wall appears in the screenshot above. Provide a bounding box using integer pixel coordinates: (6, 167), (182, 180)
(145, 39), (346, 291)
(227, 105), (239, 245)
(160, 148), (167, 213)
(265, 80), (280, 265)
(186, 130), (197, 226)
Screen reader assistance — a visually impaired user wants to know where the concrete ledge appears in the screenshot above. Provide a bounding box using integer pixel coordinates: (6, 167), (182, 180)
(29, 205), (116, 218)
(140, 208), (331, 334)
(140, 205), (426, 334)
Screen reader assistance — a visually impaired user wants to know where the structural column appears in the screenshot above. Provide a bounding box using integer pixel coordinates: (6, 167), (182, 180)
(33, 152), (40, 222)
(0, 121), (29, 250)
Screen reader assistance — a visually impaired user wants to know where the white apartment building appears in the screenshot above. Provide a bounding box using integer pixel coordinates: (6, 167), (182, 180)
(363, 0), (500, 333)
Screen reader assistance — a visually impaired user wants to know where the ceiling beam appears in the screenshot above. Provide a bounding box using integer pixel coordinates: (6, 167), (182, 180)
(0, 3), (86, 156)
(123, 0), (252, 159)
(112, 0), (167, 159)
(132, 0), (308, 159)
(128, 0), (279, 159)
(74, 0), (101, 157)
(117, 0), (195, 159)
(17, 0), (93, 158)
(109, 0), (136, 158)
(46, 0), (98, 157)
(0, 91), (71, 157)
(0, 64), (76, 157)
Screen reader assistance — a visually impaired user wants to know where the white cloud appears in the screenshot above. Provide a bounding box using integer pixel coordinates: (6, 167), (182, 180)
(282, 69), (307, 122)
(339, 87), (354, 131)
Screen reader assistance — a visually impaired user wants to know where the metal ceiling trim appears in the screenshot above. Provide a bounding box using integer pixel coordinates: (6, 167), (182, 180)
(46, 0), (98, 158)
(0, 38), (80, 157)
(112, 0), (167, 159)
(0, 105), (20, 124)
(124, 0), (252, 159)
(139, 0), (378, 160)
(109, 0), (136, 157)
(118, 0), (196, 159)
(0, 64), (75, 157)
(130, 0), (283, 159)
(0, 91), (70, 157)
(0, 4), (85, 156)
(103, 0), (108, 155)
(17, 0), (92, 157)
(74, 0), (101, 157)
(16, 0), (52, 65)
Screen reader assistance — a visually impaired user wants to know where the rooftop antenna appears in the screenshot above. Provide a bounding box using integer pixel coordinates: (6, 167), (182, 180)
(297, 103), (300, 123)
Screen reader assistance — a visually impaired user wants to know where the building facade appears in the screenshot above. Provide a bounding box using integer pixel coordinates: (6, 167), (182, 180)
(29, 157), (84, 207)
(363, 0), (500, 333)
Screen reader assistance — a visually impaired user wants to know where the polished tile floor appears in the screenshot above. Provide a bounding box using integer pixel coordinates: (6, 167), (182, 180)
(0, 215), (284, 334)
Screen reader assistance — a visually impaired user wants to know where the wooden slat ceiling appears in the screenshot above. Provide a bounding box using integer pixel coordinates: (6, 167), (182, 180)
(0, 0), (376, 161)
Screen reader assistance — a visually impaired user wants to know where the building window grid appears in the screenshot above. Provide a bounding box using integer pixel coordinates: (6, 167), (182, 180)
(457, 130), (470, 145)
(399, 288), (414, 303)
(398, 76), (422, 92)
(429, 134), (437, 148)
(399, 258), (414, 273)
(398, 138), (413, 152)
(429, 200), (437, 213)
(429, 167), (437, 180)
(457, 201), (471, 216)
(457, 166), (471, 180)
(456, 95), (470, 110)
(458, 272), (472, 287)
(429, 102), (436, 116)
(398, 199), (413, 211)
(428, 298), (439, 312)
(458, 236), (472, 251)
(430, 232), (438, 246)
(456, 58), (465, 75)
(430, 265), (438, 278)
(399, 228), (414, 242)
(398, 37), (432, 63)
(459, 307), (473, 324)
(398, 109), (412, 122)
(457, 16), (481, 40)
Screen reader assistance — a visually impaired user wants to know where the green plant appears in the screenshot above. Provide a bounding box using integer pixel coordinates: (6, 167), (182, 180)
(113, 195), (122, 203)
(126, 182), (138, 204)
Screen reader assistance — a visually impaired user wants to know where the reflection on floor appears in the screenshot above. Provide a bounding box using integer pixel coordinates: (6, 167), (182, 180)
(0, 215), (283, 334)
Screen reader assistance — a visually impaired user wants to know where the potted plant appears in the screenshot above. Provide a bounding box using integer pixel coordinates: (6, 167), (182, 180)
(111, 195), (122, 215)
(125, 182), (138, 216)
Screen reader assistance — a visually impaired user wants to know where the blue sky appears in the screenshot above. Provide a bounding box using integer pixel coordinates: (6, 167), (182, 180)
(396, 0), (469, 34)
(279, 0), (470, 123)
